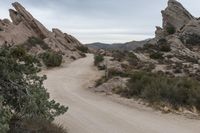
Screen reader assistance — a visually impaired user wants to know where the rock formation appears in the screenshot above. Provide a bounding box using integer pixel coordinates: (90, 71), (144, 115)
(140, 0), (200, 78)
(162, 0), (194, 32)
(0, 2), (84, 59)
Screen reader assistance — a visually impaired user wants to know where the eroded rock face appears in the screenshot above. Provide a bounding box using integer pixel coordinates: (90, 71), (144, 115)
(0, 2), (83, 59)
(161, 0), (194, 31)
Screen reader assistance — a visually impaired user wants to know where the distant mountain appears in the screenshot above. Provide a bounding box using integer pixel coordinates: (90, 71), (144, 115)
(86, 39), (155, 51)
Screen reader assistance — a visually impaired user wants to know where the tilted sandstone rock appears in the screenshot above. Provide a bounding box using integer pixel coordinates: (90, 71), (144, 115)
(161, 0), (194, 32)
(0, 2), (84, 59)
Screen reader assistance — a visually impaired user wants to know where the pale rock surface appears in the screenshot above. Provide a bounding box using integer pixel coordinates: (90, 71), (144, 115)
(0, 2), (84, 59)
(94, 77), (128, 93)
(161, 0), (194, 31)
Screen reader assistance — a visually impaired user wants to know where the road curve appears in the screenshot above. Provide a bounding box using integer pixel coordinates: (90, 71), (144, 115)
(44, 54), (200, 133)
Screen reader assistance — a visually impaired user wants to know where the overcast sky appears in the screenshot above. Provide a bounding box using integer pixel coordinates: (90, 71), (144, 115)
(1, 0), (200, 43)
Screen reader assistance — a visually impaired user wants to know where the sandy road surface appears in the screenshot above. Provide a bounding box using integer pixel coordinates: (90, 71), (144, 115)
(44, 54), (200, 133)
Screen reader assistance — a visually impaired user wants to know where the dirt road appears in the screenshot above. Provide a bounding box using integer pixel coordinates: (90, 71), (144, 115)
(44, 54), (200, 133)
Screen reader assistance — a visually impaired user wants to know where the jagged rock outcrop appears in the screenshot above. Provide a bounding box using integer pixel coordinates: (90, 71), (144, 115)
(129, 0), (200, 78)
(162, 0), (194, 32)
(153, 0), (200, 52)
(0, 2), (84, 60)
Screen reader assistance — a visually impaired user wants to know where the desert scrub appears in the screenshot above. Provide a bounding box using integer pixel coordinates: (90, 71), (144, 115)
(95, 76), (108, 87)
(9, 116), (67, 133)
(22, 36), (50, 51)
(149, 52), (163, 59)
(41, 51), (63, 67)
(166, 25), (176, 35)
(0, 45), (67, 132)
(76, 45), (89, 53)
(119, 71), (200, 110)
(180, 33), (200, 45)
(94, 54), (104, 66)
(157, 38), (171, 52)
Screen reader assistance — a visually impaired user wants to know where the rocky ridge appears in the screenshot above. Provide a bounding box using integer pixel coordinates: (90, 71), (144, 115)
(132, 0), (200, 78)
(0, 2), (84, 60)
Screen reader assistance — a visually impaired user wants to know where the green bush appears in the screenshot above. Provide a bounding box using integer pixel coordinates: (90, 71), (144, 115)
(149, 52), (163, 59)
(9, 117), (67, 133)
(127, 52), (139, 66)
(119, 71), (200, 109)
(181, 33), (200, 45)
(22, 37), (50, 51)
(0, 97), (12, 133)
(76, 46), (89, 53)
(166, 26), (176, 35)
(0, 45), (67, 132)
(112, 50), (126, 61)
(157, 38), (171, 52)
(94, 54), (104, 66)
(108, 69), (129, 78)
(41, 51), (63, 67)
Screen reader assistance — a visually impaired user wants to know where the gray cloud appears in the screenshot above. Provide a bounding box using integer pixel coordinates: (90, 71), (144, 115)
(1, 0), (200, 43)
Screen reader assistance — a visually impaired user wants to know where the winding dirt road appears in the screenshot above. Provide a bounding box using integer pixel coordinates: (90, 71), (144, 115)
(44, 54), (200, 133)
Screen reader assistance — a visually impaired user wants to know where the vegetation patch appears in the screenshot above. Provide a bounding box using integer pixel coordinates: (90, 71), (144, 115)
(166, 26), (176, 35)
(41, 51), (63, 67)
(22, 36), (50, 51)
(0, 45), (67, 133)
(118, 71), (200, 110)
(94, 54), (104, 66)
(181, 33), (200, 45)
(9, 116), (67, 133)
(76, 45), (89, 53)
(157, 38), (171, 52)
(149, 52), (164, 59)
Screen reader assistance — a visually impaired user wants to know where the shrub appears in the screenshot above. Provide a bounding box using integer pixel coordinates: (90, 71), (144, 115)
(0, 28), (3, 31)
(112, 50), (126, 61)
(181, 33), (200, 45)
(95, 76), (108, 87)
(108, 69), (129, 78)
(159, 44), (171, 52)
(126, 52), (139, 66)
(149, 52), (163, 59)
(0, 97), (12, 133)
(76, 46), (89, 53)
(143, 43), (156, 50)
(119, 71), (200, 109)
(166, 26), (176, 35)
(10, 45), (26, 58)
(94, 54), (104, 66)
(0, 45), (68, 132)
(22, 37), (50, 50)
(157, 38), (171, 52)
(9, 117), (67, 133)
(41, 51), (63, 67)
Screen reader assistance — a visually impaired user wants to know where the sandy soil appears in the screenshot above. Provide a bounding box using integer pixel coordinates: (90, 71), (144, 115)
(44, 54), (200, 133)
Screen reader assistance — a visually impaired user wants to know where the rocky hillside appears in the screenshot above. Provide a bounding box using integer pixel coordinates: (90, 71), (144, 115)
(128, 0), (200, 79)
(94, 0), (200, 82)
(93, 0), (200, 115)
(0, 2), (84, 60)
